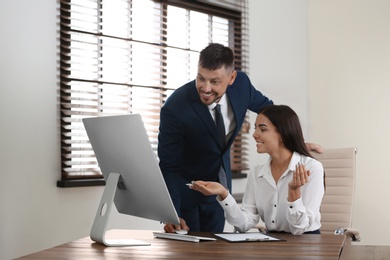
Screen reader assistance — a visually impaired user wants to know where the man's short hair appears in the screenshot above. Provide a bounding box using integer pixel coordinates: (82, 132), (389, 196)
(198, 43), (235, 72)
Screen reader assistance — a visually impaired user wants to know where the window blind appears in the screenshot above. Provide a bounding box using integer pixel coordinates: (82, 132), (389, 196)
(58, 0), (249, 186)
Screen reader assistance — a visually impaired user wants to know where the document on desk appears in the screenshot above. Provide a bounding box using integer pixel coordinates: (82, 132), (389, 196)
(214, 232), (285, 242)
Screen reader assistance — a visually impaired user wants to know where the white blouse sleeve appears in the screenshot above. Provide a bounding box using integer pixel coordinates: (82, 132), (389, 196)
(216, 170), (260, 232)
(286, 159), (324, 235)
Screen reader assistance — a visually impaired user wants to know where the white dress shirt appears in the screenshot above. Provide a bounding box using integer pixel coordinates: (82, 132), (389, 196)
(217, 152), (324, 235)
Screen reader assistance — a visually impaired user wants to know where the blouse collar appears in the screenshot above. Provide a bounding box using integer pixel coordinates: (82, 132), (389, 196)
(257, 152), (302, 178)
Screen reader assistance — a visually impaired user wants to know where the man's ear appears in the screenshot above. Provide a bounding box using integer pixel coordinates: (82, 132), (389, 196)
(228, 70), (237, 85)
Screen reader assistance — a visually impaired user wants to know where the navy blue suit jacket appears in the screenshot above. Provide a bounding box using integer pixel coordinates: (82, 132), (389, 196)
(158, 71), (273, 215)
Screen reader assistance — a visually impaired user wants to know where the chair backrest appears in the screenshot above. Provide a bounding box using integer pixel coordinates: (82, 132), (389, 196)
(314, 147), (357, 234)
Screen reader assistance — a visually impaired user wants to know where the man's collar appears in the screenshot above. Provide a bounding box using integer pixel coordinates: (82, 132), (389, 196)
(208, 94), (227, 110)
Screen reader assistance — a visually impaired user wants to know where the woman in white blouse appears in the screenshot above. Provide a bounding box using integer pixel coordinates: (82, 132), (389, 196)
(190, 105), (324, 235)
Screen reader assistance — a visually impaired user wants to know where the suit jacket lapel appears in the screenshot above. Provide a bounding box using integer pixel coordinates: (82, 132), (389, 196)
(225, 87), (240, 149)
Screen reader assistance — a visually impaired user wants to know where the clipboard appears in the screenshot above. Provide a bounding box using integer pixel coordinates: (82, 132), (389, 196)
(213, 232), (286, 242)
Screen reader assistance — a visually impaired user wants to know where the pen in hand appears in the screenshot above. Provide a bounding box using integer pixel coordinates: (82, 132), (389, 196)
(186, 181), (196, 187)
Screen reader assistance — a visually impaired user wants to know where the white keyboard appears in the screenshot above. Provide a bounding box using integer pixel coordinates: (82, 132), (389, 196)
(153, 232), (217, 242)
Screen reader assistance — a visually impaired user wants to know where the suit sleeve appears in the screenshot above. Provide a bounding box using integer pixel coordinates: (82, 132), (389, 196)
(158, 104), (185, 216)
(244, 72), (274, 112)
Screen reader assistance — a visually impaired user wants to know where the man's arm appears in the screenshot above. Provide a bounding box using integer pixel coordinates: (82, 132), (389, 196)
(158, 104), (185, 215)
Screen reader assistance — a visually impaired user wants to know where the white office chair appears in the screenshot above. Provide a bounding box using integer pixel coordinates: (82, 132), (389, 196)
(315, 147), (360, 241)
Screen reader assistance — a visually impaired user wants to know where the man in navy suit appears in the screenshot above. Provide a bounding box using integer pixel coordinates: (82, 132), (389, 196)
(158, 43), (321, 233)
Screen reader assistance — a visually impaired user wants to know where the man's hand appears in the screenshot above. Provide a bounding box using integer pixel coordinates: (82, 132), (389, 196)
(164, 217), (189, 233)
(306, 143), (324, 153)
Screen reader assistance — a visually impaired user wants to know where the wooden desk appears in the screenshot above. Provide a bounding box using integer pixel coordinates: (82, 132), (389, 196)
(340, 241), (390, 260)
(18, 230), (345, 259)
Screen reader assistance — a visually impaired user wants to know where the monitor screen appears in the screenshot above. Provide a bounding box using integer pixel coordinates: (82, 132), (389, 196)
(83, 114), (180, 246)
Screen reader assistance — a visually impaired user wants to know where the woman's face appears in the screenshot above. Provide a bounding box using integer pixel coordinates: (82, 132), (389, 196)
(252, 113), (282, 154)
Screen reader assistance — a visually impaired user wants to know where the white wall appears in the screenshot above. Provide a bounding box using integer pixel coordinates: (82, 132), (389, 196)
(229, 0), (310, 232)
(1, 0), (388, 259)
(308, 0), (390, 245)
(244, 0), (310, 190)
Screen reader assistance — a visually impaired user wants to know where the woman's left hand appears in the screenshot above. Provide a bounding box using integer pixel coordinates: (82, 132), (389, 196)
(288, 162), (310, 190)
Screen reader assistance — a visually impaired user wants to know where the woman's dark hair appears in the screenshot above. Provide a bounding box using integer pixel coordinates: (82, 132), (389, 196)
(198, 43), (234, 72)
(259, 105), (326, 189)
(258, 105), (312, 158)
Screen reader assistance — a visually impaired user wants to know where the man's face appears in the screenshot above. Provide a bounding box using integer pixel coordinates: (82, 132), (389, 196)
(195, 66), (236, 105)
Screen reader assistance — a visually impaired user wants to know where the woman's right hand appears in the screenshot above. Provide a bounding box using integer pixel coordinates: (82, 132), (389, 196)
(189, 181), (229, 200)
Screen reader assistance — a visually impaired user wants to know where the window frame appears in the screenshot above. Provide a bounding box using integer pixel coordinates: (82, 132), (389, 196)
(57, 0), (249, 188)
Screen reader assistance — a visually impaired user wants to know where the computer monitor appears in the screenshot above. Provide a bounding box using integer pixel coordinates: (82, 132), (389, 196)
(83, 114), (180, 246)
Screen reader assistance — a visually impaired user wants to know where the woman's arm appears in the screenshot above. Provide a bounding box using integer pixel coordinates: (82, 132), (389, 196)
(286, 160), (324, 235)
(190, 170), (261, 232)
